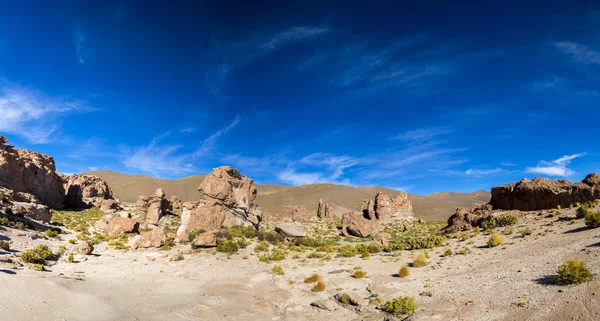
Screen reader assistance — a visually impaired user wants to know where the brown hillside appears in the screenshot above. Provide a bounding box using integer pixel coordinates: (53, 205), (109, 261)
(85, 171), (490, 221)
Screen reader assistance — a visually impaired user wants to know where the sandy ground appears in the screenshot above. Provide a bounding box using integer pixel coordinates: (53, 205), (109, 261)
(1, 208), (599, 321)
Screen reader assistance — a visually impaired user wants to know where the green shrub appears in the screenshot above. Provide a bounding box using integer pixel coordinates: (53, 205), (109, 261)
(160, 238), (174, 251)
(215, 238), (239, 253)
(45, 229), (58, 238)
(0, 240), (9, 251)
(361, 252), (370, 259)
(519, 228), (532, 237)
(257, 230), (284, 244)
(399, 266), (410, 278)
(497, 215), (518, 226)
(442, 248), (453, 257)
(311, 280), (326, 292)
(336, 245), (359, 257)
(353, 270), (367, 278)
(552, 260), (592, 285)
(304, 273), (321, 283)
(584, 212), (600, 228)
(32, 263), (45, 271)
(188, 229), (206, 241)
(170, 253), (184, 261)
(68, 253), (75, 263)
(56, 246), (66, 256)
(254, 241), (270, 252)
(258, 249), (286, 262)
(68, 239), (76, 244)
(383, 296), (417, 317)
(272, 265), (285, 275)
(413, 252), (428, 267)
(487, 233), (503, 247)
(576, 207), (589, 219)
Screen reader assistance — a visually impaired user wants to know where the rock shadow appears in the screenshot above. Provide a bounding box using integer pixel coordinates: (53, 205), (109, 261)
(0, 269), (16, 275)
(563, 226), (592, 234)
(534, 275), (555, 285)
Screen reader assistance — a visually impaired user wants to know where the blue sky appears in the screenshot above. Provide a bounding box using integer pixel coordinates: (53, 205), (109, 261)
(1, 1), (599, 195)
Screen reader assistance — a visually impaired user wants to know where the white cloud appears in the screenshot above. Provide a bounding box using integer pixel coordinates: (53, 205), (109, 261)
(394, 127), (451, 142)
(278, 168), (350, 186)
(500, 161), (518, 167)
(122, 132), (194, 177)
(180, 127), (196, 133)
(556, 42), (600, 65)
(0, 80), (92, 143)
(525, 152), (586, 177)
(193, 115), (240, 157)
(261, 26), (329, 49)
(73, 27), (88, 64)
(464, 168), (507, 176)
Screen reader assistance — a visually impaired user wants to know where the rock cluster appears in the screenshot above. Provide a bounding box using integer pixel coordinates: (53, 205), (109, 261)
(176, 166), (262, 241)
(317, 198), (333, 220)
(63, 174), (114, 209)
(490, 174), (600, 211)
(134, 188), (171, 227)
(443, 204), (494, 232)
(342, 192), (415, 238)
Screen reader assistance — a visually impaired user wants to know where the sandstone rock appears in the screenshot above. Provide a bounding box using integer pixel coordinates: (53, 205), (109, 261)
(100, 199), (120, 212)
(275, 222), (307, 238)
(191, 230), (217, 248)
(176, 166), (262, 240)
(490, 174), (600, 211)
(94, 215), (113, 231)
(311, 299), (338, 311)
(317, 198), (333, 220)
(341, 211), (381, 238)
(135, 188), (170, 226)
(133, 227), (167, 249)
(107, 217), (139, 237)
(360, 192), (414, 224)
(390, 192), (414, 220)
(78, 240), (94, 255)
(63, 174), (113, 209)
(13, 202), (52, 223)
(0, 136), (65, 208)
(334, 292), (365, 306)
(444, 204), (500, 232)
(169, 195), (183, 215)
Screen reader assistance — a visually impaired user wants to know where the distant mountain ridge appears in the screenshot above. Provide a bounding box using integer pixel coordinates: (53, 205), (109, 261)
(84, 170), (491, 221)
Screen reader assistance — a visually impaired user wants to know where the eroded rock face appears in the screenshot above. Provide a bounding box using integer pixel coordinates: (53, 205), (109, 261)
(78, 240), (94, 255)
(191, 230), (217, 248)
(341, 211), (381, 238)
(317, 198), (333, 220)
(13, 202), (52, 223)
(442, 204), (523, 233)
(106, 217), (139, 237)
(0, 136), (65, 208)
(134, 188), (170, 227)
(169, 195), (183, 216)
(176, 166), (262, 240)
(490, 174), (600, 211)
(390, 192), (414, 219)
(63, 174), (113, 209)
(361, 192), (414, 223)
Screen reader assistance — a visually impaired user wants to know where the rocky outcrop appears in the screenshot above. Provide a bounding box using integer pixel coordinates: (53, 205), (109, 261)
(490, 174), (600, 211)
(317, 198), (333, 220)
(169, 195), (183, 216)
(361, 192), (414, 223)
(390, 192), (414, 220)
(134, 188), (170, 227)
(341, 211), (382, 238)
(13, 202), (52, 223)
(104, 216), (139, 237)
(191, 231), (218, 248)
(0, 136), (65, 208)
(275, 222), (307, 238)
(444, 204), (494, 232)
(63, 174), (113, 209)
(100, 199), (121, 212)
(176, 166), (262, 241)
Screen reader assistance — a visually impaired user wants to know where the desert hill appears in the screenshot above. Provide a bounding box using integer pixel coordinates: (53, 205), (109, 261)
(85, 170), (490, 221)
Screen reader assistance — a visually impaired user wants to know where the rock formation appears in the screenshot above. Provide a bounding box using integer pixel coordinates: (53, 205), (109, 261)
(131, 227), (167, 249)
(317, 198), (333, 220)
(169, 195), (183, 216)
(444, 204), (494, 232)
(490, 174), (600, 211)
(390, 192), (413, 219)
(63, 174), (113, 209)
(341, 211), (382, 238)
(78, 240), (94, 255)
(95, 216), (139, 237)
(0, 136), (65, 208)
(134, 188), (171, 227)
(275, 222), (307, 238)
(176, 166), (262, 241)
(191, 231), (218, 248)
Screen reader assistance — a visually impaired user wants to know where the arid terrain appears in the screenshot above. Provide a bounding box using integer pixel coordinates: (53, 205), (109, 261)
(1, 136), (599, 321)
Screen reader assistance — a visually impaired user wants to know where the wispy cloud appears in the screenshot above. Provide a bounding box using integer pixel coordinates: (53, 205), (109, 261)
(278, 168), (351, 186)
(205, 25), (330, 97)
(122, 132), (194, 177)
(556, 41), (600, 65)
(500, 161), (518, 167)
(180, 127), (196, 133)
(525, 152), (586, 177)
(464, 168), (509, 176)
(73, 26), (90, 64)
(394, 127), (451, 142)
(0, 80), (93, 143)
(193, 115), (240, 157)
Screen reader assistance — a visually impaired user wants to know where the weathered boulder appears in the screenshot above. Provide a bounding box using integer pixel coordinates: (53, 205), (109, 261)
(390, 192), (414, 220)
(106, 217), (139, 237)
(191, 230), (218, 248)
(78, 240), (94, 255)
(311, 299), (338, 311)
(176, 166), (262, 240)
(317, 198), (333, 220)
(13, 202), (52, 223)
(133, 227), (167, 248)
(275, 222), (307, 238)
(63, 174), (113, 209)
(360, 192), (414, 223)
(94, 215), (113, 231)
(334, 292), (365, 306)
(135, 188), (170, 226)
(443, 204), (511, 233)
(341, 211), (381, 238)
(169, 195), (183, 216)
(490, 174), (600, 211)
(100, 199), (120, 212)
(0, 136), (65, 208)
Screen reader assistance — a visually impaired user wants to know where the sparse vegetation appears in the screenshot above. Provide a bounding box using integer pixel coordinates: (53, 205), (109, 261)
(170, 253), (184, 261)
(45, 229), (59, 238)
(311, 280), (326, 292)
(353, 270), (367, 278)
(271, 265), (285, 275)
(552, 260), (592, 285)
(68, 253), (75, 263)
(412, 252), (428, 267)
(383, 296), (417, 317)
(0, 240), (9, 251)
(487, 233), (504, 247)
(258, 249), (286, 262)
(399, 266), (410, 277)
(304, 273), (321, 283)
(21, 244), (55, 264)
(519, 228), (532, 237)
(576, 207), (589, 219)
(584, 212), (600, 228)
(443, 248), (453, 257)
(336, 244), (359, 257)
